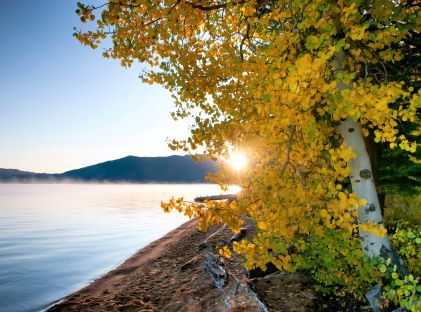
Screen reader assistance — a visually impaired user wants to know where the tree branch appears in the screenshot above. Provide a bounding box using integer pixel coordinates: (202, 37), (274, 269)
(185, 0), (247, 11)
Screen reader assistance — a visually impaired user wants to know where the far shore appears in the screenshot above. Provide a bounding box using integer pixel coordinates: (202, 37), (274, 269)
(0, 180), (216, 185)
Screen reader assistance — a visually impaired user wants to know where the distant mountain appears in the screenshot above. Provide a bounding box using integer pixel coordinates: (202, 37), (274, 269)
(0, 169), (57, 182)
(0, 155), (218, 183)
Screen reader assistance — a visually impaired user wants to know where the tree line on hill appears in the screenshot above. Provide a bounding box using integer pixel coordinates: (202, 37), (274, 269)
(0, 155), (218, 183)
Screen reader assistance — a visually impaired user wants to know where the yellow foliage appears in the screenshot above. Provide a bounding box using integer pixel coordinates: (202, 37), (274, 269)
(76, 0), (420, 300)
(219, 245), (232, 259)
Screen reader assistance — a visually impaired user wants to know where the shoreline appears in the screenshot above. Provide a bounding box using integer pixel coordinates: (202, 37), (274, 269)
(47, 217), (273, 312)
(46, 218), (366, 312)
(46, 218), (200, 311)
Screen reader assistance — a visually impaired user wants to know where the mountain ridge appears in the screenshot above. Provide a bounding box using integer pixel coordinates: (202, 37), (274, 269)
(0, 155), (217, 183)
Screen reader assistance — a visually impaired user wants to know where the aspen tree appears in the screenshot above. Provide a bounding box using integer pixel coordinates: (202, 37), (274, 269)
(76, 0), (419, 301)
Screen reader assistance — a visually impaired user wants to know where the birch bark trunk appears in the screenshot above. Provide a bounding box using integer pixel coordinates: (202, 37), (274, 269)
(338, 117), (391, 256)
(334, 50), (407, 276)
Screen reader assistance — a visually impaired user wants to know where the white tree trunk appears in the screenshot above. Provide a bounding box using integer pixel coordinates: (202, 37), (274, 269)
(334, 50), (408, 311)
(338, 117), (391, 257)
(334, 51), (406, 272)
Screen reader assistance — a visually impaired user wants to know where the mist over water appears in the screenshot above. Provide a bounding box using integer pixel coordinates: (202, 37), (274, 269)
(0, 184), (226, 312)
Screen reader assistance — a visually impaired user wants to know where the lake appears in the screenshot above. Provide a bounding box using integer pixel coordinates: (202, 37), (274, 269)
(0, 183), (229, 312)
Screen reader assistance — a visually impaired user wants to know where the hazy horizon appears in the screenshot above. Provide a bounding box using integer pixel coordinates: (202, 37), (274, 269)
(0, 154), (194, 174)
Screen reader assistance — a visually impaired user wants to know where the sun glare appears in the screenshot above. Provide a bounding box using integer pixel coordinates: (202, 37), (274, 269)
(227, 185), (242, 194)
(229, 152), (248, 171)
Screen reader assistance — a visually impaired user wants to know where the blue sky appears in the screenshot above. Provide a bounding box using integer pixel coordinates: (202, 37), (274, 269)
(0, 0), (189, 173)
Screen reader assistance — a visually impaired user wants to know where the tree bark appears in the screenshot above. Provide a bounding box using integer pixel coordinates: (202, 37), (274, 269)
(334, 51), (406, 273)
(338, 117), (391, 257)
(364, 133), (386, 214)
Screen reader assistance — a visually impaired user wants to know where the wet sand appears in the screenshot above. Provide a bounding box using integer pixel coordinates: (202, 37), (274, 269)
(47, 219), (366, 312)
(47, 219), (255, 311)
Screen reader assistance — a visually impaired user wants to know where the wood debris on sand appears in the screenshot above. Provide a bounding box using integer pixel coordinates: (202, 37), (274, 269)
(48, 218), (367, 312)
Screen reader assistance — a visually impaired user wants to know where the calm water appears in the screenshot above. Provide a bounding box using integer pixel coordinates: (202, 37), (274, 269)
(0, 183), (227, 312)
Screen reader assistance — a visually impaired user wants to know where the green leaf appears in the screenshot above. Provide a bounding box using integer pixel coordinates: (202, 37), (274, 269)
(379, 264), (387, 273)
(407, 231), (416, 239)
(392, 272), (399, 279)
(305, 35), (323, 50)
(335, 39), (346, 52)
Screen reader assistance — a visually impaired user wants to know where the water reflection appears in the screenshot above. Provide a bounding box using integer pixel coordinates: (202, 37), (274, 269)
(0, 183), (232, 312)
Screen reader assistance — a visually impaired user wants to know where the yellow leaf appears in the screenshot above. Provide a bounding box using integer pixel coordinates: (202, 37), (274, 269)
(258, 221), (267, 230)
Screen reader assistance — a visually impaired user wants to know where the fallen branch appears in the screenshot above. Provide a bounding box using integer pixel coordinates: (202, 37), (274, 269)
(199, 224), (227, 251)
(194, 194), (238, 203)
(203, 252), (228, 290)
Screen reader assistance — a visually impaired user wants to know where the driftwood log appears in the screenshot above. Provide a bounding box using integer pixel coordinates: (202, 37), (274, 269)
(203, 252), (228, 290)
(194, 194), (238, 203)
(203, 252), (270, 311)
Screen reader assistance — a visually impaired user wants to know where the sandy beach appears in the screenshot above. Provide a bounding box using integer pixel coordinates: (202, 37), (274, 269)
(47, 219), (365, 312)
(47, 219), (250, 311)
